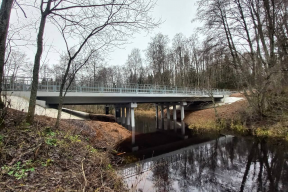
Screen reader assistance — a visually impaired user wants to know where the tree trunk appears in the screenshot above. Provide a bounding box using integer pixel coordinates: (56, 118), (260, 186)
(26, 1), (51, 123)
(240, 142), (257, 192)
(55, 59), (72, 127)
(55, 90), (64, 128)
(0, 0), (14, 109)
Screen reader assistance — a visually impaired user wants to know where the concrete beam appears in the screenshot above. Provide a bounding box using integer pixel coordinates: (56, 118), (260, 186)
(6, 91), (226, 105)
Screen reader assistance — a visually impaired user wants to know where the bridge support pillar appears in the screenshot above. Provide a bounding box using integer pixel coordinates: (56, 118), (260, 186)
(126, 107), (131, 130)
(181, 102), (188, 139)
(155, 104), (158, 129)
(173, 104), (177, 132)
(115, 106), (121, 123)
(160, 104), (164, 129)
(114, 106), (117, 122)
(105, 105), (109, 115)
(166, 104), (170, 130)
(122, 107), (126, 126)
(130, 103), (138, 151)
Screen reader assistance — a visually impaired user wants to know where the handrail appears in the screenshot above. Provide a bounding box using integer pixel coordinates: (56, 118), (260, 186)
(2, 76), (231, 96)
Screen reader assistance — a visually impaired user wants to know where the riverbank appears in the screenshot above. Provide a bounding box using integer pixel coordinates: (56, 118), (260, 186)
(0, 109), (130, 191)
(184, 93), (247, 130)
(184, 93), (288, 141)
(150, 93), (288, 141)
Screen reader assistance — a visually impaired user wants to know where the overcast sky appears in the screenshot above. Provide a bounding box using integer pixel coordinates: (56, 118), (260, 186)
(8, 0), (200, 68)
(109, 0), (200, 66)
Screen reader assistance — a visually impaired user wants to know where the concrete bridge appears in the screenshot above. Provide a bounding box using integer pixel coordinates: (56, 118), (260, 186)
(3, 76), (230, 151)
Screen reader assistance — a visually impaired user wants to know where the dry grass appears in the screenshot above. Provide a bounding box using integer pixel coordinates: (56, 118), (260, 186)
(135, 110), (155, 117)
(0, 109), (128, 191)
(184, 100), (248, 130)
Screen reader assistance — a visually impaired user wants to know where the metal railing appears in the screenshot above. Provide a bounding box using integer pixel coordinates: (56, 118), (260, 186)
(2, 76), (231, 96)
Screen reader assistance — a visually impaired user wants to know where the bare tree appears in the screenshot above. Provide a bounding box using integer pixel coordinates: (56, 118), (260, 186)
(4, 50), (28, 77)
(195, 0), (287, 116)
(0, 0), (14, 108)
(26, 0), (159, 123)
(126, 48), (142, 83)
(46, 0), (159, 127)
(146, 33), (169, 85)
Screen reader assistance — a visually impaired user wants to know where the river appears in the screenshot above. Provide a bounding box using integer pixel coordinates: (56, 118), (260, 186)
(119, 115), (288, 192)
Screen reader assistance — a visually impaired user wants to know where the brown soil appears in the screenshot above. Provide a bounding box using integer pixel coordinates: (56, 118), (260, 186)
(85, 121), (131, 149)
(0, 109), (129, 191)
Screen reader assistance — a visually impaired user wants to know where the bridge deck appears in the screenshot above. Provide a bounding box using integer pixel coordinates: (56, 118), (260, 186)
(3, 76), (229, 105)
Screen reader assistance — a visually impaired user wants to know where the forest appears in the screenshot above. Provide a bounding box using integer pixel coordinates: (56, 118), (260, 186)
(1, 0), (288, 123)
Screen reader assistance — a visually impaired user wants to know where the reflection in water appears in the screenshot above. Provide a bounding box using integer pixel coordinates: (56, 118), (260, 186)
(134, 115), (182, 134)
(135, 115), (158, 134)
(120, 137), (288, 192)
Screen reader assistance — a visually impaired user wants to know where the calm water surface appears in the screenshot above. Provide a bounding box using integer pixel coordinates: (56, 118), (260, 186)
(121, 116), (288, 192)
(134, 114), (181, 134)
(135, 115), (158, 134)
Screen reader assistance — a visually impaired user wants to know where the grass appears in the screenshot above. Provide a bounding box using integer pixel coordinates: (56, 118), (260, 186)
(188, 111), (288, 142)
(0, 109), (127, 191)
(135, 109), (155, 116)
